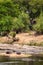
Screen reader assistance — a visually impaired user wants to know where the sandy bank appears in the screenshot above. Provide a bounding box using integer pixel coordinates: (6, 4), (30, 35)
(0, 53), (32, 58)
(0, 53), (43, 58)
(0, 32), (43, 44)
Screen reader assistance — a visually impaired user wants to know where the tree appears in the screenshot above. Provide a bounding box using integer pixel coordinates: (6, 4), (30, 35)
(29, 0), (43, 18)
(12, 17), (25, 33)
(0, 16), (13, 33)
(33, 14), (43, 34)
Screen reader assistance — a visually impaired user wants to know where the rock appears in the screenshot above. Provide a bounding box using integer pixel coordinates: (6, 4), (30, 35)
(13, 44), (22, 48)
(13, 50), (16, 52)
(16, 52), (21, 55)
(13, 37), (19, 41)
(22, 45), (29, 49)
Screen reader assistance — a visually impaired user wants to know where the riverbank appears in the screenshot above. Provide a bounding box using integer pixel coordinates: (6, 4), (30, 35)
(15, 32), (43, 44)
(0, 53), (32, 58)
(0, 32), (43, 45)
(0, 44), (43, 58)
(0, 32), (43, 58)
(0, 53), (43, 58)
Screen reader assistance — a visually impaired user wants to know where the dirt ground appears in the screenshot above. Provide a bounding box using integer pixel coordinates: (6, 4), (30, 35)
(15, 31), (43, 44)
(0, 31), (43, 44)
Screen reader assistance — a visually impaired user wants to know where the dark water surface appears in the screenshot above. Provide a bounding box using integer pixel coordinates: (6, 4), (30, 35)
(0, 56), (43, 65)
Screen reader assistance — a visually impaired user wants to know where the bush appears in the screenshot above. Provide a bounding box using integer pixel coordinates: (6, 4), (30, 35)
(18, 11), (30, 32)
(12, 11), (30, 33)
(12, 17), (25, 33)
(0, 16), (13, 33)
(0, 31), (8, 36)
(9, 31), (16, 38)
(33, 15), (43, 34)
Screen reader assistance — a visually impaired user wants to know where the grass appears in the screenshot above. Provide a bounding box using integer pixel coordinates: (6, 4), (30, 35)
(25, 41), (43, 46)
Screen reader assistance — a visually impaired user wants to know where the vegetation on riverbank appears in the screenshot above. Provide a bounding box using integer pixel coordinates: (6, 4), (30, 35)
(0, 0), (43, 46)
(27, 42), (43, 46)
(0, 0), (43, 35)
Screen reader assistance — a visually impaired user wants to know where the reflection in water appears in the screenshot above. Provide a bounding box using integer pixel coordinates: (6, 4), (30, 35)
(0, 61), (43, 65)
(0, 56), (43, 65)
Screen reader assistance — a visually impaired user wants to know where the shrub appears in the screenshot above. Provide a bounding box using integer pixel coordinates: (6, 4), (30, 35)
(0, 16), (13, 33)
(18, 11), (30, 32)
(12, 17), (25, 33)
(0, 31), (8, 36)
(12, 11), (30, 33)
(33, 15), (43, 34)
(9, 31), (16, 38)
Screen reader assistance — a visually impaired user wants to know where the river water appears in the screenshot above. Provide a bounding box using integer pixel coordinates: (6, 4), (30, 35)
(0, 56), (43, 65)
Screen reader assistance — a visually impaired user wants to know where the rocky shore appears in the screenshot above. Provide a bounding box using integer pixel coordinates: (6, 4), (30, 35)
(0, 43), (43, 58)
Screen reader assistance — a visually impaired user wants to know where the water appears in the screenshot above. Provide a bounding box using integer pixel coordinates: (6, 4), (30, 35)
(0, 56), (43, 65)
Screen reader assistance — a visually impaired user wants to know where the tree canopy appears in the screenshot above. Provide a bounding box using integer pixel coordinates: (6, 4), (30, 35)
(0, 0), (43, 34)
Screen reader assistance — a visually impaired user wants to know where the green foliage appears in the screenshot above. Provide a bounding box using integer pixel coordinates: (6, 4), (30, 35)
(29, 0), (43, 18)
(18, 11), (30, 31)
(0, 0), (43, 34)
(9, 31), (16, 37)
(12, 17), (25, 32)
(33, 14), (43, 34)
(0, 1), (20, 17)
(0, 16), (13, 32)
